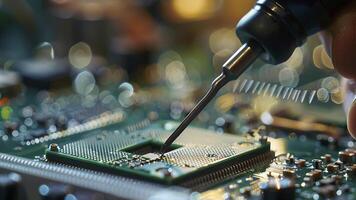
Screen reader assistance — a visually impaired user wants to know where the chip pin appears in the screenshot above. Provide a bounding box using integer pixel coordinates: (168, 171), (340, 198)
(287, 88), (294, 100)
(270, 84), (277, 97)
(309, 90), (316, 104)
(252, 81), (261, 94)
(257, 82), (266, 95)
(239, 79), (248, 93)
(232, 80), (240, 93)
(245, 80), (254, 93)
(294, 90), (301, 102)
(263, 83), (271, 96)
(282, 88), (290, 100)
(301, 90), (307, 103)
(276, 86), (284, 98)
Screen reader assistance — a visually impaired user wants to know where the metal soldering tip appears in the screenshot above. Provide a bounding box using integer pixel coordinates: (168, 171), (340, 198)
(160, 73), (229, 156)
(160, 42), (262, 156)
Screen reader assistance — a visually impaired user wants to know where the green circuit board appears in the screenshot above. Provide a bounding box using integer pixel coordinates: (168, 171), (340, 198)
(45, 122), (274, 188)
(0, 84), (354, 199)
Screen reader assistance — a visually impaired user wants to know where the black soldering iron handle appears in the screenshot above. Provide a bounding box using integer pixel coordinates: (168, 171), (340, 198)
(236, 0), (350, 65)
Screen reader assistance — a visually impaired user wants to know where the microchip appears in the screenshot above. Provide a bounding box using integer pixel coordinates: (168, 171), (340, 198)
(45, 122), (274, 190)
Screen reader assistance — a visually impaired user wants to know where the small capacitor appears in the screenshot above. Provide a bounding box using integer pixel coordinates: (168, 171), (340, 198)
(321, 154), (332, 164)
(335, 160), (344, 170)
(296, 159), (306, 168)
(326, 164), (338, 173)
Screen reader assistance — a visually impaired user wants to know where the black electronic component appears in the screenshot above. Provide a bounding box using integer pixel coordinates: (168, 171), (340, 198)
(45, 123), (274, 189)
(12, 60), (71, 89)
(312, 159), (323, 170)
(321, 154), (332, 164)
(260, 178), (295, 200)
(0, 71), (22, 98)
(0, 173), (22, 200)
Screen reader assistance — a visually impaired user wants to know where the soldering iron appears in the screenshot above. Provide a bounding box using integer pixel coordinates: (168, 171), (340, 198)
(161, 0), (349, 155)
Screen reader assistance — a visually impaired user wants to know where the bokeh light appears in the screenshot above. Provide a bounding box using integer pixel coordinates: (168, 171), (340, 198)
(68, 42), (92, 69)
(320, 46), (334, 69)
(118, 82), (135, 108)
(321, 76), (340, 94)
(215, 93), (235, 113)
(316, 88), (329, 103)
(278, 67), (299, 87)
(252, 95), (277, 115)
(157, 50), (182, 69)
(172, 0), (217, 20)
(209, 28), (241, 53)
(313, 45), (334, 69)
(35, 42), (55, 60)
(330, 87), (345, 104)
(1, 106), (12, 120)
(118, 82), (134, 96)
(283, 47), (304, 74)
(165, 60), (187, 88)
(74, 71), (96, 95)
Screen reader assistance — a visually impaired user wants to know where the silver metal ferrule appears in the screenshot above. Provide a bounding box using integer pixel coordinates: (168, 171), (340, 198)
(222, 41), (263, 80)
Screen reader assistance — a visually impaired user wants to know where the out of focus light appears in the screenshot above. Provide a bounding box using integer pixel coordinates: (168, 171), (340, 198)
(313, 45), (334, 69)
(50, 0), (70, 4)
(260, 112), (273, 125)
(157, 50), (182, 69)
(252, 96), (277, 115)
(331, 88), (345, 104)
(209, 28), (241, 53)
(257, 64), (281, 82)
(118, 82), (134, 96)
(172, 0), (217, 20)
(118, 91), (134, 108)
(278, 67), (299, 87)
(316, 88), (329, 103)
(118, 82), (134, 108)
(283, 47), (304, 73)
(165, 61), (187, 88)
(1, 106), (12, 120)
(215, 93), (235, 113)
(321, 76), (339, 93)
(74, 71), (96, 95)
(313, 45), (323, 69)
(68, 42), (92, 69)
(320, 46), (334, 69)
(38, 185), (50, 196)
(36, 42), (55, 60)
(64, 194), (77, 200)
(0, 97), (9, 106)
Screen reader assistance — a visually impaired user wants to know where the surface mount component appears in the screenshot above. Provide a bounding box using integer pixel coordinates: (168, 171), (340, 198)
(46, 122), (274, 189)
(0, 70), (22, 98)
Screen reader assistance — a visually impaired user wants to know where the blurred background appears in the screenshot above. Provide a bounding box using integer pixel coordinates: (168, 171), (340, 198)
(0, 0), (349, 139)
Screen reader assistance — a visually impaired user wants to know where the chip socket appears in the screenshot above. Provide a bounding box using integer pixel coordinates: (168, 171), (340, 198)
(46, 122), (274, 190)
